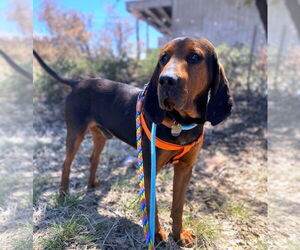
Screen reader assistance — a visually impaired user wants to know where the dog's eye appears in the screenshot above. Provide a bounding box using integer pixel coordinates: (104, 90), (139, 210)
(160, 54), (170, 65)
(187, 53), (202, 64)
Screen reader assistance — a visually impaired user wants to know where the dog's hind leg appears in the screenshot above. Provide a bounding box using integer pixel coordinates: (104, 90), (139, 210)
(88, 126), (106, 188)
(60, 126), (86, 194)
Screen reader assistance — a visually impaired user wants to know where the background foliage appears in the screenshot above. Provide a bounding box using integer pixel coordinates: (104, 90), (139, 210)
(34, 43), (267, 104)
(32, 0), (267, 104)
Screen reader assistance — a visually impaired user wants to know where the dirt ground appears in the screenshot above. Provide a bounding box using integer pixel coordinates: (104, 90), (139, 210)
(268, 92), (300, 250)
(0, 84), (33, 249)
(33, 91), (268, 250)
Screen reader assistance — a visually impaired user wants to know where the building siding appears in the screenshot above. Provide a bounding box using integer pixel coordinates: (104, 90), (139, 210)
(169, 0), (266, 49)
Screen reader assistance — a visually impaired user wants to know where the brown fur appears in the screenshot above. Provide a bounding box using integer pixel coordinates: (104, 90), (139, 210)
(158, 38), (210, 119)
(33, 37), (232, 247)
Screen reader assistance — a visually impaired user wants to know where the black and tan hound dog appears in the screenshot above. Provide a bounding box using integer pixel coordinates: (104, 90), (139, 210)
(34, 37), (232, 246)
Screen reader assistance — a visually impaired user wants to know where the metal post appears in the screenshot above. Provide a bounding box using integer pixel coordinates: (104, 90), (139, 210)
(136, 18), (140, 61)
(146, 23), (149, 53)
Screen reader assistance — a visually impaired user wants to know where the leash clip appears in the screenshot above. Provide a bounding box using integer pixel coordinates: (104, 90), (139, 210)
(140, 82), (149, 98)
(137, 83), (149, 113)
(136, 99), (143, 113)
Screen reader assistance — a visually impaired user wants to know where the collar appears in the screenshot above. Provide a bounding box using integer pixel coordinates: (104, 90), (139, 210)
(139, 111), (204, 164)
(138, 85), (199, 134)
(161, 116), (198, 135)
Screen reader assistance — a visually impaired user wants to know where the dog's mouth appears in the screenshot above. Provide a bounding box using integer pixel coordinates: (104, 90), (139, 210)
(158, 86), (187, 112)
(163, 97), (176, 111)
(160, 96), (187, 112)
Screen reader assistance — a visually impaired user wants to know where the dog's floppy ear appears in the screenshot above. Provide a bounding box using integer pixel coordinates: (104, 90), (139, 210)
(206, 53), (233, 126)
(143, 63), (166, 124)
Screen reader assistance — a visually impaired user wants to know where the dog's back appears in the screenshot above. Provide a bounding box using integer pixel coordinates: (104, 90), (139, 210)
(33, 49), (141, 147)
(66, 78), (140, 147)
(34, 50), (143, 191)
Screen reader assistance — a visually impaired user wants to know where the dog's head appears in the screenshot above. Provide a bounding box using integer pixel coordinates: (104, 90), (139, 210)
(144, 37), (233, 126)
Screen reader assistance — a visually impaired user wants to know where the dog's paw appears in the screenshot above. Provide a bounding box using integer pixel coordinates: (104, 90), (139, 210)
(88, 178), (100, 188)
(155, 228), (168, 243)
(174, 228), (196, 247)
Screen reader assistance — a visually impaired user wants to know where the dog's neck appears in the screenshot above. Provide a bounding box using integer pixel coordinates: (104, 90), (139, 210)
(142, 108), (204, 145)
(163, 110), (205, 127)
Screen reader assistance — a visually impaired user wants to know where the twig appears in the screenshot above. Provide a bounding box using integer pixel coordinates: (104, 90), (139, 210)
(125, 229), (135, 248)
(129, 231), (143, 245)
(97, 204), (122, 217)
(102, 219), (119, 247)
(103, 243), (117, 249)
(79, 213), (95, 231)
(212, 165), (241, 179)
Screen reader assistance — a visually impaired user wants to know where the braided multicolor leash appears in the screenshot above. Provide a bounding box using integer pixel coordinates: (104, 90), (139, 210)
(136, 85), (202, 249)
(136, 93), (155, 250)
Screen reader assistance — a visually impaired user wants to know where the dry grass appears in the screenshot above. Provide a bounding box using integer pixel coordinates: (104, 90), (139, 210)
(33, 92), (268, 249)
(0, 73), (33, 249)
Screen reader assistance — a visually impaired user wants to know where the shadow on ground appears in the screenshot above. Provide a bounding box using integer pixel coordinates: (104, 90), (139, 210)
(33, 91), (267, 249)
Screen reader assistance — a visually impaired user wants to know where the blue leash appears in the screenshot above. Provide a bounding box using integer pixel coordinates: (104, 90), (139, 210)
(149, 122), (197, 247)
(149, 123), (157, 245)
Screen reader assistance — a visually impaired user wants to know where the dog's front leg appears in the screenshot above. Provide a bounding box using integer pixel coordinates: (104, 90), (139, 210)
(170, 144), (201, 246)
(142, 140), (168, 244)
(171, 161), (196, 246)
(143, 177), (167, 243)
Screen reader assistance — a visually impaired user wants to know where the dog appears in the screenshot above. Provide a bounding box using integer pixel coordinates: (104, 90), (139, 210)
(33, 37), (232, 247)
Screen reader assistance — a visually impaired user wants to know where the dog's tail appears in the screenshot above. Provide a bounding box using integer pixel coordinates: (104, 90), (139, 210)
(0, 49), (33, 81)
(33, 50), (79, 86)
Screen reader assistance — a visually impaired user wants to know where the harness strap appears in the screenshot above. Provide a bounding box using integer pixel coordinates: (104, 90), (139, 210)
(140, 112), (204, 164)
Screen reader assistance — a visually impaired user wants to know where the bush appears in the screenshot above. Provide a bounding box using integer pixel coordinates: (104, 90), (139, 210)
(94, 52), (139, 84)
(217, 44), (266, 94)
(34, 44), (267, 104)
(34, 59), (76, 104)
(1, 61), (32, 102)
(136, 48), (161, 86)
(268, 46), (300, 94)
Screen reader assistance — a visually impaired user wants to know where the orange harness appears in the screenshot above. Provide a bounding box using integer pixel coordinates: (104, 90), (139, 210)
(140, 112), (204, 164)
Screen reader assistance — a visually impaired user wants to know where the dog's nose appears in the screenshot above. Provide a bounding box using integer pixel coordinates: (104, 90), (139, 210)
(159, 75), (179, 86)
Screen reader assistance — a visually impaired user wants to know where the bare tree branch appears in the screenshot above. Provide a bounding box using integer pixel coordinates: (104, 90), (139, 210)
(255, 0), (267, 39)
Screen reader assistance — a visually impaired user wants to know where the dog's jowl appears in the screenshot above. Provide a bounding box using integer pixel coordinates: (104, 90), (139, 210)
(34, 37), (232, 247)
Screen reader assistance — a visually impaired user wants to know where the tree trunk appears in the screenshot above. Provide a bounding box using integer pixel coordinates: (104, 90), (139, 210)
(255, 0), (267, 39)
(136, 18), (140, 61)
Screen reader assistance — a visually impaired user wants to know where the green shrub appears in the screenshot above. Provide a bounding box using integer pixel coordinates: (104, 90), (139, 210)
(34, 52), (140, 103)
(217, 44), (266, 94)
(34, 44), (267, 104)
(34, 60), (72, 104)
(136, 48), (160, 86)
(0, 61), (32, 103)
(94, 52), (138, 84)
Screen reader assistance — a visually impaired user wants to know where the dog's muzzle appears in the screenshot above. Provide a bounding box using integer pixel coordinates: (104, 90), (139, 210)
(158, 75), (185, 111)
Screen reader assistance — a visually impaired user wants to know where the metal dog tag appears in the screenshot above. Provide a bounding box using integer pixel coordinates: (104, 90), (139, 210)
(171, 123), (182, 137)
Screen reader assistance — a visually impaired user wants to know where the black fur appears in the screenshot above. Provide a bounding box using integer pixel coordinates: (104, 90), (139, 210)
(143, 64), (166, 124)
(206, 52), (233, 126)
